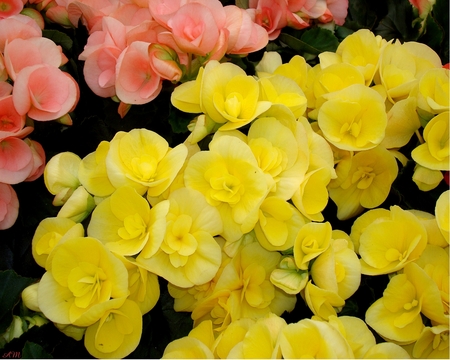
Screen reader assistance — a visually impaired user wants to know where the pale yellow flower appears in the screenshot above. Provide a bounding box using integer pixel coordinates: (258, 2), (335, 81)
(84, 299), (142, 359)
(270, 256), (309, 295)
(412, 164), (444, 191)
(56, 186), (95, 222)
(412, 111), (450, 171)
(435, 190), (449, 242)
(416, 67), (449, 115)
(363, 342), (410, 358)
(304, 281), (345, 320)
(412, 324), (449, 358)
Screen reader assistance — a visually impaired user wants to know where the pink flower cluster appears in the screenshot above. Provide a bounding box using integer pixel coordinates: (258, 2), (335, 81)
(37, 0), (270, 116)
(0, 10), (80, 229)
(247, 0), (349, 40)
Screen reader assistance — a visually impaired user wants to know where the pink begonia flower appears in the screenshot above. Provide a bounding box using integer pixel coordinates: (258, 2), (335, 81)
(0, 137), (34, 184)
(23, 138), (45, 182)
(0, 81), (12, 98)
(0, 183), (19, 230)
(12, 64), (80, 121)
(409, 0), (436, 17)
(325, 0), (348, 25)
(107, 3), (152, 27)
(115, 41), (162, 105)
(149, 43), (183, 82)
(0, 0), (24, 20)
(67, 0), (121, 33)
(0, 53), (7, 82)
(0, 96), (33, 141)
(3, 37), (68, 81)
(165, 2), (228, 57)
(247, 0), (289, 40)
(0, 14), (42, 52)
(224, 5), (269, 55)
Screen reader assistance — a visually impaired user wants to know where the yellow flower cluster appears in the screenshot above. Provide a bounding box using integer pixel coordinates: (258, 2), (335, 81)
(22, 28), (449, 358)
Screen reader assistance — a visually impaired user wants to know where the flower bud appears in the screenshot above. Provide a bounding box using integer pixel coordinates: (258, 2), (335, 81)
(22, 283), (41, 312)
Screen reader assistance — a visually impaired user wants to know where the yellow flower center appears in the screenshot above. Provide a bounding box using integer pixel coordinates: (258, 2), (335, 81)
(403, 299), (419, 311)
(224, 92), (243, 118)
(118, 213), (147, 240)
(302, 236), (320, 254)
(68, 262), (108, 308)
(433, 331), (448, 350)
(385, 248), (407, 262)
(209, 173), (244, 205)
(249, 138), (285, 177)
(130, 155), (157, 182)
(36, 232), (62, 255)
(352, 166), (375, 189)
(340, 120), (362, 138)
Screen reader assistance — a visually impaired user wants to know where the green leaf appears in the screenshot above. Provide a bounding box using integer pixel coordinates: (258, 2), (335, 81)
(344, 0), (380, 30)
(374, 0), (421, 42)
(431, 0), (449, 63)
(279, 28), (339, 57)
(235, 0), (249, 9)
(22, 342), (53, 359)
(42, 29), (73, 52)
(0, 271), (35, 334)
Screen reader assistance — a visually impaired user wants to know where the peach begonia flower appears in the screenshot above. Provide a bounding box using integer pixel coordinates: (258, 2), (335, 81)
(184, 135), (268, 243)
(84, 299), (142, 359)
(0, 136), (34, 184)
(366, 262), (447, 345)
(0, 95), (33, 141)
(105, 128), (188, 197)
(328, 145), (398, 220)
(358, 206), (428, 276)
(23, 138), (45, 182)
(3, 37), (68, 81)
(223, 5), (268, 55)
(279, 318), (353, 358)
(409, 0), (436, 18)
(137, 187), (223, 288)
(412, 111), (449, 171)
(87, 185), (169, 257)
(31, 216), (84, 268)
(115, 41), (163, 105)
(247, 0), (289, 40)
(0, 0), (24, 20)
(12, 64), (80, 121)
(0, 14), (42, 52)
(67, 0), (121, 33)
(148, 43), (183, 83)
(325, 0), (348, 25)
(0, 182), (19, 230)
(37, 236), (129, 327)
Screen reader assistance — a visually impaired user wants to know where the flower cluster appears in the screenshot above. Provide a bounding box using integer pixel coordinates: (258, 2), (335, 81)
(0, 7), (80, 229)
(19, 24), (449, 358)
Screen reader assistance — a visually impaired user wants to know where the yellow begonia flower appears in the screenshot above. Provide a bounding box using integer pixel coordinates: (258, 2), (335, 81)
(304, 281), (345, 320)
(329, 145), (398, 220)
(366, 262), (446, 344)
(294, 221), (332, 270)
(359, 206), (427, 275)
(184, 135), (268, 243)
(270, 256), (309, 295)
(349, 208), (390, 254)
(412, 164), (444, 191)
(247, 116), (309, 200)
(335, 28), (385, 85)
(137, 188), (223, 288)
(78, 141), (115, 197)
(32, 217), (84, 268)
(87, 185), (168, 257)
(318, 84), (387, 151)
(435, 190), (449, 243)
(191, 241), (296, 333)
(37, 236), (129, 327)
(170, 66), (203, 114)
(381, 97), (421, 149)
(255, 197), (307, 252)
(44, 152), (81, 206)
(412, 111), (450, 171)
(378, 40), (442, 104)
(200, 60), (271, 131)
(416, 68), (449, 115)
(258, 74), (307, 118)
(22, 283), (40, 313)
(412, 324), (449, 359)
(106, 128), (188, 196)
(115, 255), (160, 315)
(279, 318), (353, 358)
(328, 315), (376, 358)
(220, 313), (287, 359)
(414, 244), (449, 317)
(56, 186), (95, 224)
(84, 299), (142, 359)
(255, 51), (283, 75)
(162, 320), (215, 359)
(363, 342), (410, 358)
(408, 210), (448, 247)
(310, 238), (361, 300)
